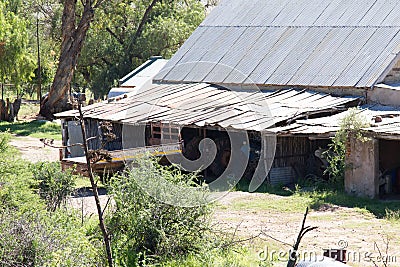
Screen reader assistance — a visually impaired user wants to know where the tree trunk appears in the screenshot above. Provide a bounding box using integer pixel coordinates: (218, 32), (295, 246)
(40, 0), (94, 119)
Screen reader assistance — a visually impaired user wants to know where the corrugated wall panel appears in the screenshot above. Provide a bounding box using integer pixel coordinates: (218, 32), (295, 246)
(335, 0), (377, 26)
(313, 0), (349, 26)
(201, 28), (248, 82)
(156, 0), (400, 88)
(154, 27), (206, 81)
(235, 0), (265, 26)
(255, 0), (291, 26)
(358, 0), (395, 26)
(269, 167), (294, 186)
(185, 27), (245, 82)
(166, 27), (226, 82)
(357, 35), (400, 87)
(203, 27), (264, 83)
(224, 27), (288, 84)
(381, 1), (400, 26)
(291, 0), (331, 26)
(271, 0), (310, 26)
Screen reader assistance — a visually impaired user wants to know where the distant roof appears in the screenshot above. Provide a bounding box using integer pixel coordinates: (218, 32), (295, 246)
(108, 56), (168, 98)
(119, 56), (168, 87)
(155, 0), (400, 88)
(56, 83), (359, 132)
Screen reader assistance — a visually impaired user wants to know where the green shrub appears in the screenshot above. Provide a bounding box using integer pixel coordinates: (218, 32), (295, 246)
(0, 136), (40, 212)
(324, 108), (370, 185)
(32, 162), (76, 211)
(0, 136), (104, 266)
(0, 208), (104, 267)
(108, 159), (213, 266)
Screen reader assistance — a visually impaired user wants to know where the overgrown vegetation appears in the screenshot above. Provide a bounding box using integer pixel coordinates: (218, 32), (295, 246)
(1, 131), (252, 266)
(33, 162), (76, 211)
(108, 160), (213, 265)
(324, 108), (370, 184)
(0, 132), (103, 265)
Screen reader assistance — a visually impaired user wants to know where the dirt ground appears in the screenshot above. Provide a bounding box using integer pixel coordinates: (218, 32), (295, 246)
(9, 135), (62, 162)
(9, 134), (112, 219)
(9, 136), (400, 267)
(214, 192), (400, 267)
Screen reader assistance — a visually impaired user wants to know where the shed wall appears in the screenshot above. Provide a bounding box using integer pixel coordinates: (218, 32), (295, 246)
(345, 136), (379, 198)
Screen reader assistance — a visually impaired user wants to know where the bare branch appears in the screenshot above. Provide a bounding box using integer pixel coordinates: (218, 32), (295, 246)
(40, 137), (97, 149)
(101, 196), (112, 216)
(129, 0), (160, 59)
(77, 102), (113, 267)
(287, 208), (318, 267)
(94, 0), (107, 9)
(106, 27), (124, 45)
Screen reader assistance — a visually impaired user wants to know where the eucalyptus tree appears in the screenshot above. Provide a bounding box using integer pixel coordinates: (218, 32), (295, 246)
(77, 0), (206, 98)
(39, 0), (106, 119)
(39, 0), (209, 118)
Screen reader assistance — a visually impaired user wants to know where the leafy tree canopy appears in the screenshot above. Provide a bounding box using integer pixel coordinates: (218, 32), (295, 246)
(0, 1), (35, 87)
(76, 0), (205, 98)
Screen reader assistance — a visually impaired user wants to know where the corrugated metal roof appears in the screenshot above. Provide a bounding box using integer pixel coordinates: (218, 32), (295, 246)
(270, 104), (400, 135)
(56, 83), (359, 132)
(155, 0), (400, 88)
(119, 57), (168, 86)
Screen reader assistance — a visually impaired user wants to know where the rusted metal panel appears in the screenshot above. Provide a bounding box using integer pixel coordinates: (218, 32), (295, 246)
(56, 84), (360, 133)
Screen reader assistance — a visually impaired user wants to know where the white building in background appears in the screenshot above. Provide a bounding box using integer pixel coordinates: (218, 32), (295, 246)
(107, 56), (168, 99)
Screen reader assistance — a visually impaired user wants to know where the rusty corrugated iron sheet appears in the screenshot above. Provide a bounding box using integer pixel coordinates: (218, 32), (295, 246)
(270, 104), (400, 136)
(55, 83), (359, 132)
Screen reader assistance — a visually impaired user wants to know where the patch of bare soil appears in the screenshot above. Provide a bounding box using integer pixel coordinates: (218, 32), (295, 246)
(67, 188), (113, 218)
(214, 192), (400, 267)
(9, 135), (61, 163)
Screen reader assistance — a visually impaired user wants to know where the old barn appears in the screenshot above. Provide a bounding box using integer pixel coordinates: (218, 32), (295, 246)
(57, 0), (400, 198)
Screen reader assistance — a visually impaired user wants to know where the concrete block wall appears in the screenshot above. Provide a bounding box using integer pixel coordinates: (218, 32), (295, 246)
(368, 86), (400, 107)
(345, 136), (379, 199)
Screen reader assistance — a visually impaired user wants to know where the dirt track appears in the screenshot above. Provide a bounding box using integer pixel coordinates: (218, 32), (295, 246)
(214, 192), (400, 267)
(9, 135), (62, 162)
